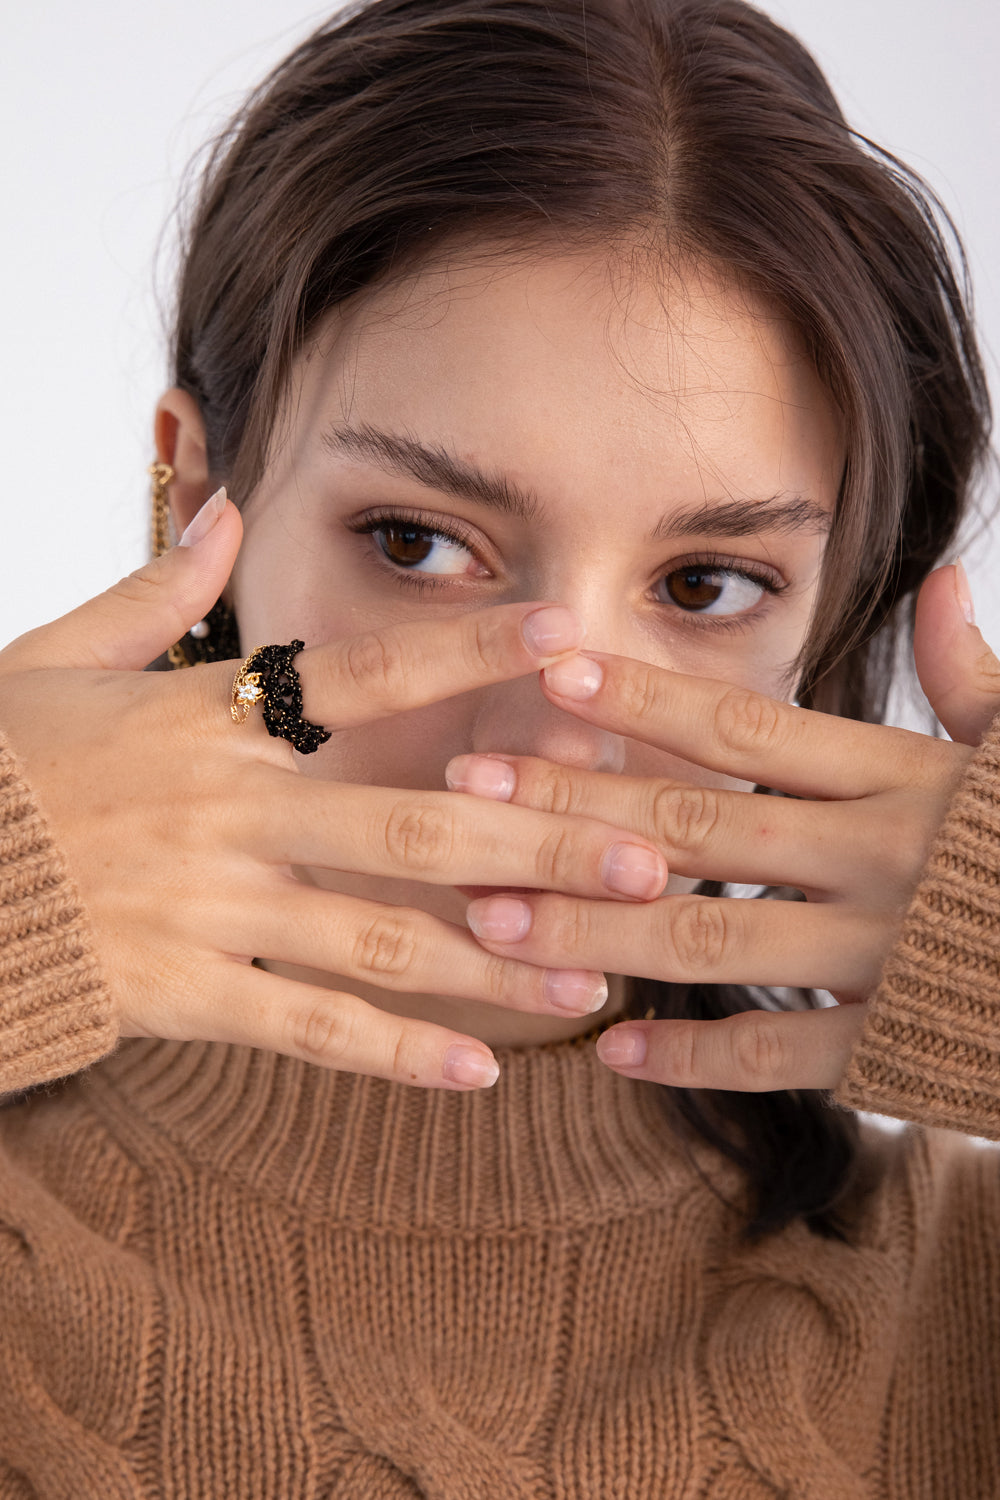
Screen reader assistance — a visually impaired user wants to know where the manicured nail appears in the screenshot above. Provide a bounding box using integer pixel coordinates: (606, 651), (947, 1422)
(179, 486), (228, 547)
(521, 606), (584, 657)
(466, 896), (532, 943)
(445, 755), (515, 800)
(544, 970), (608, 1014)
(596, 1027), (647, 1069)
(601, 842), (666, 899)
(543, 656), (603, 700)
(442, 1044), (500, 1089)
(954, 558), (975, 626)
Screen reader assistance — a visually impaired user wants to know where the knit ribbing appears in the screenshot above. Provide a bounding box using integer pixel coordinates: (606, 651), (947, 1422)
(834, 716), (1000, 1135)
(0, 733), (116, 1095)
(86, 1034), (733, 1229)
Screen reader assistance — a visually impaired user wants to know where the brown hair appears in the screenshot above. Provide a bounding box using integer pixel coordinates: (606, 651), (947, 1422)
(169, 0), (991, 1238)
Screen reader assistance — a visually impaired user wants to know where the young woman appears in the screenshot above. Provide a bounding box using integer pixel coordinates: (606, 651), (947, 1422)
(1, 0), (998, 1493)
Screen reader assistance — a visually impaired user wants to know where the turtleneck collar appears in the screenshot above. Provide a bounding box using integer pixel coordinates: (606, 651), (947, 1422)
(85, 1036), (736, 1231)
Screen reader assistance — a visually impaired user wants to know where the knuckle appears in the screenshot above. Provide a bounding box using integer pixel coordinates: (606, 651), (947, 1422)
(382, 800), (454, 872)
(652, 784), (719, 854)
(729, 1012), (788, 1086)
(713, 687), (782, 758)
(113, 564), (190, 641)
(344, 629), (409, 699)
(533, 826), (577, 887)
(618, 665), (663, 724)
(465, 613), (506, 675)
(290, 1002), (353, 1066)
(388, 1026), (423, 1082)
(479, 951), (518, 1005)
(667, 898), (730, 972)
(547, 898), (594, 954)
(665, 1021), (702, 1088)
(534, 763), (578, 816)
(352, 913), (419, 978)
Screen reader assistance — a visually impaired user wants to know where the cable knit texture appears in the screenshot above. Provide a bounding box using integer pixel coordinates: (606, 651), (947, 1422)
(0, 725), (999, 1497)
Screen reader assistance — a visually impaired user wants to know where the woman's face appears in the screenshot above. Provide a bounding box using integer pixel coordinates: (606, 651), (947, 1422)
(229, 249), (844, 1043)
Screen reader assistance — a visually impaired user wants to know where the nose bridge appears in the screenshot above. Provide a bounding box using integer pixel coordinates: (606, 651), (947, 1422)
(470, 667), (626, 773)
(467, 558), (639, 772)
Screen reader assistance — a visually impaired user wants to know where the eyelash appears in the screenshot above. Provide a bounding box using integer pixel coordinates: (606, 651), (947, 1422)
(345, 508), (788, 623)
(661, 552), (788, 633)
(346, 508), (487, 592)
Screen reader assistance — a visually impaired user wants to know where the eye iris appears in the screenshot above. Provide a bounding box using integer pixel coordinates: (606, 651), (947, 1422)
(667, 569), (724, 610)
(379, 525), (434, 566)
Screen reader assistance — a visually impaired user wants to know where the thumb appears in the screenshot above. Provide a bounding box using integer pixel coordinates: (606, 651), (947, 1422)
(3, 490), (243, 673)
(914, 561), (1000, 746)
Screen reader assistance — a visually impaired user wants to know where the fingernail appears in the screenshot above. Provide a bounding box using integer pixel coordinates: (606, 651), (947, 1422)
(596, 1027), (647, 1068)
(466, 896), (532, 942)
(179, 486), (228, 547)
(521, 606), (584, 657)
(442, 1044), (500, 1089)
(601, 842), (666, 899)
(544, 970), (608, 1014)
(445, 755), (515, 800)
(954, 558), (975, 626)
(543, 656), (603, 700)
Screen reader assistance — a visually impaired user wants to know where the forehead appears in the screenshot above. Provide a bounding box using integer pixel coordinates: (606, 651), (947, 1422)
(276, 247), (843, 509)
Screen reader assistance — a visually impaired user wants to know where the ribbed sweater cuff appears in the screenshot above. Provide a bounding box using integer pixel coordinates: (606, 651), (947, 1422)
(0, 733), (116, 1094)
(834, 715), (1000, 1137)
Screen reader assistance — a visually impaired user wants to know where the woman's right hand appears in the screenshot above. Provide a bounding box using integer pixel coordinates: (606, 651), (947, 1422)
(0, 494), (666, 1089)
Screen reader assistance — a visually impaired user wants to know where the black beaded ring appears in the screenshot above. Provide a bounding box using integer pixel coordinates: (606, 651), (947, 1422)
(230, 641), (332, 755)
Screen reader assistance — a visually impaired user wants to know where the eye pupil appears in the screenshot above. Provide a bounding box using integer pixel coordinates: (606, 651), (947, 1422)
(667, 568), (724, 610)
(379, 525), (434, 566)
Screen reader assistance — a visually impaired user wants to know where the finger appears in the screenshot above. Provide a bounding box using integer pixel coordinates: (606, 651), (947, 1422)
(2, 491), (244, 673)
(243, 770), (667, 900)
(295, 603), (586, 730)
(914, 562), (1000, 746)
(537, 653), (954, 800)
(231, 883), (610, 1018)
(465, 890), (888, 994)
(594, 1005), (866, 1091)
(446, 754), (905, 896)
(211, 963), (502, 1090)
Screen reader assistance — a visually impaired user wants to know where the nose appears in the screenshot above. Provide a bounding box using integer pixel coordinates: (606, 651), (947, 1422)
(469, 671), (626, 773)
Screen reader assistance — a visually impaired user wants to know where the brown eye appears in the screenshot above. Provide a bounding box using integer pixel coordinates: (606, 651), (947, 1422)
(377, 524), (435, 566)
(665, 568), (724, 609)
(659, 567), (767, 616)
(371, 521), (482, 575)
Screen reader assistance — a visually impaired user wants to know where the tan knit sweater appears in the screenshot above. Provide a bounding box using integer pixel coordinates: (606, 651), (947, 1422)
(1, 725), (999, 1499)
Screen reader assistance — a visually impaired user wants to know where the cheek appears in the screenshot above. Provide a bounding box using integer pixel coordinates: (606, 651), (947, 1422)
(301, 697), (475, 790)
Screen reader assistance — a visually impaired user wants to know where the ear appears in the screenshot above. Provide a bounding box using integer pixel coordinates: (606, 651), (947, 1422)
(154, 389), (214, 541)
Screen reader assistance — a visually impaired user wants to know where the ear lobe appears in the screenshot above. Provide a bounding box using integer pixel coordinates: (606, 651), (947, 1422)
(154, 388), (213, 539)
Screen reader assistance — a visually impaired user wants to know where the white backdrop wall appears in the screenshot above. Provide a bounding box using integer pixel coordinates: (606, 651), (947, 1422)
(3, 0), (998, 704)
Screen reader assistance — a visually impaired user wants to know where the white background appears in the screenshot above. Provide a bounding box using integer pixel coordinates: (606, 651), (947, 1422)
(2, 0), (998, 696)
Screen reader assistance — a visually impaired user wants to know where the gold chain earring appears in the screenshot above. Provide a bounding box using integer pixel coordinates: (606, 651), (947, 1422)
(148, 461), (241, 669)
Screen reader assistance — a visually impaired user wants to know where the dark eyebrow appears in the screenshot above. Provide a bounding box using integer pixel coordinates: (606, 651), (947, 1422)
(651, 495), (832, 541)
(323, 423), (830, 540)
(322, 423), (541, 521)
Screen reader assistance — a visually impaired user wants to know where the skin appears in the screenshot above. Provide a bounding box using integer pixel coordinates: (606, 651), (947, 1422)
(2, 245), (995, 1093)
(221, 250), (843, 1045)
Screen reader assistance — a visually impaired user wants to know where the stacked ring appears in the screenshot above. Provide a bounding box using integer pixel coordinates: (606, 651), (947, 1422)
(231, 641), (332, 755)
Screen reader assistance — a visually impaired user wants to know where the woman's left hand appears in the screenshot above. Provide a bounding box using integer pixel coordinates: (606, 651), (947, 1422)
(448, 564), (1000, 1092)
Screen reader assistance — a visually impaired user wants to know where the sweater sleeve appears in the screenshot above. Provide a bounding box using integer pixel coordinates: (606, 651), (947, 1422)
(0, 730), (117, 1095)
(833, 714), (1000, 1136)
